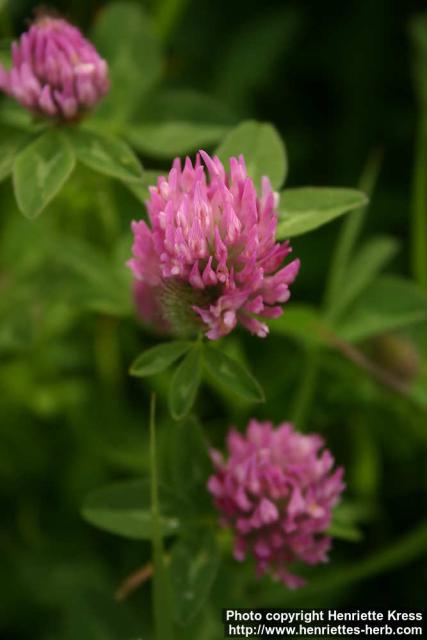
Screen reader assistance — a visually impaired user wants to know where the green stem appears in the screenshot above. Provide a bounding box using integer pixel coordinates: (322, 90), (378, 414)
(411, 113), (427, 289)
(150, 394), (160, 535)
(150, 394), (175, 640)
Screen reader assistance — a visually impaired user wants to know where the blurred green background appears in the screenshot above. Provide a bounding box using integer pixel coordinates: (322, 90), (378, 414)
(1, 0), (427, 638)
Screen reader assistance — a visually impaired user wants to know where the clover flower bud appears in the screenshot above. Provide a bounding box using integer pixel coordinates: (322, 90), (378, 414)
(0, 15), (109, 120)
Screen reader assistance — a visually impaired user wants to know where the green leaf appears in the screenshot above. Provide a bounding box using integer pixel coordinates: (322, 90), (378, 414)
(215, 120), (287, 190)
(203, 344), (265, 402)
(126, 169), (162, 203)
(168, 416), (211, 498)
(330, 236), (399, 320)
(215, 8), (301, 110)
(153, 0), (190, 42)
(130, 341), (192, 377)
(0, 98), (37, 131)
(268, 304), (329, 347)
(277, 187), (368, 238)
(140, 89), (234, 125)
(128, 122), (229, 159)
(169, 345), (202, 420)
(0, 127), (27, 182)
(81, 479), (182, 540)
(170, 531), (220, 626)
(129, 89), (235, 160)
(45, 234), (132, 316)
(67, 129), (142, 182)
(13, 130), (75, 218)
(327, 502), (364, 542)
(93, 2), (162, 121)
(336, 276), (427, 342)
(323, 149), (383, 313)
(327, 521), (363, 542)
(350, 422), (381, 499)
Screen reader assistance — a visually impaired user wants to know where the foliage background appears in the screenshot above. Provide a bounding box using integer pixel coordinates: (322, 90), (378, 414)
(1, 0), (427, 638)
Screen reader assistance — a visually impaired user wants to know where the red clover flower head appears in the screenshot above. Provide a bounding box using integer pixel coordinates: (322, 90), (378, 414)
(128, 152), (300, 339)
(207, 419), (345, 588)
(0, 15), (109, 120)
